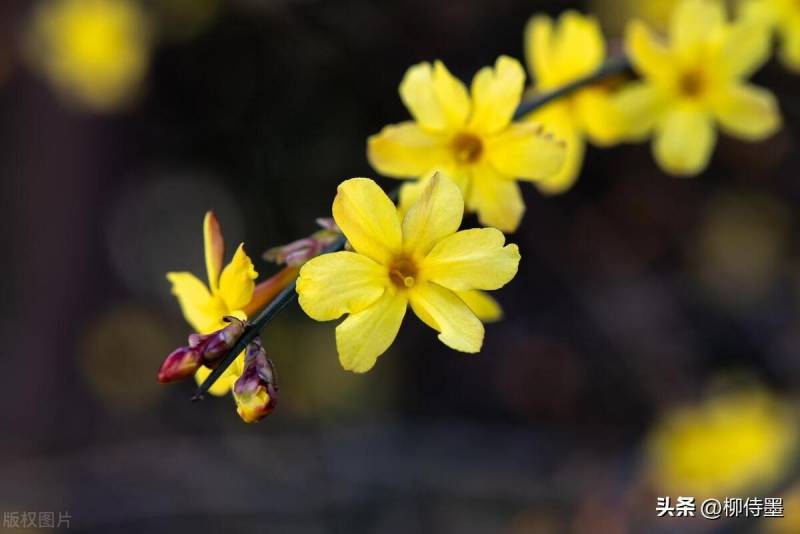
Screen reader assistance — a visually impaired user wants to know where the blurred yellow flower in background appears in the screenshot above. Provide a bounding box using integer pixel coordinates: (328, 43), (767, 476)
(741, 0), (800, 71)
(763, 484), (800, 533)
(368, 56), (566, 233)
(26, 0), (152, 112)
(297, 174), (520, 373)
(646, 385), (798, 497)
(167, 212), (257, 396)
(523, 11), (622, 194)
(616, 0), (781, 176)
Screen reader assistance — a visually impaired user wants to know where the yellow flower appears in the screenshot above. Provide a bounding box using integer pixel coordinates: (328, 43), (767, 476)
(26, 0), (152, 111)
(296, 174), (520, 373)
(741, 0), (800, 71)
(616, 0), (781, 176)
(167, 211), (258, 395)
(523, 11), (622, 194)
(368, 56), (566, 233)
(646, 386), (798, 496)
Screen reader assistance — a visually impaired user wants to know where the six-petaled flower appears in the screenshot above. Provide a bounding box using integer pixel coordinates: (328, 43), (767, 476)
(368, 56), (566, 233)
(615, 0), (782, 176)
(296, 174), (520, 373)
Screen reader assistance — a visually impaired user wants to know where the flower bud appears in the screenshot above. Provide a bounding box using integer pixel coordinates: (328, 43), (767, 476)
(232, 338), (278, 423)
(157, 346), (203, 383)
(157, 316), (246, 383)
(262, 218), (341, 267)
(187, 316), (246, 365)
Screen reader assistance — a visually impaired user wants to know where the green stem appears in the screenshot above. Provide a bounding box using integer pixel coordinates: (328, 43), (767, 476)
(193, 54), (632, 401)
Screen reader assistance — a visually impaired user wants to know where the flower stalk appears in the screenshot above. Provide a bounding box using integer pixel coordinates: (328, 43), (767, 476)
(192, 54), (632, 401)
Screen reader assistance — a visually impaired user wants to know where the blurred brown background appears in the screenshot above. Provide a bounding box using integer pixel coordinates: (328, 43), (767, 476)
(1, 0), (800, 532)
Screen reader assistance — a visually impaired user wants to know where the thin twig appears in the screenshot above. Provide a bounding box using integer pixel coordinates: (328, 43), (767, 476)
(193, 54), (632, 400)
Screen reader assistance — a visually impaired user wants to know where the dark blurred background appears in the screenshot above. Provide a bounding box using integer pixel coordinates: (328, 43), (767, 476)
(2, 0), (800, 532)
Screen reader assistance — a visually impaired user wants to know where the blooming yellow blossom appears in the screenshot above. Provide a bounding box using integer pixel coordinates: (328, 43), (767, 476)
(26, 0), (151, 111)
(296, 174), (520, 373)
(615, 0), (781, 176)
(523, 11), (622, 194)
(368, 56), (566, 233)
(167, 212), (257, 396)
(741, 0), (800, 71)
(646, 386), (798, 496)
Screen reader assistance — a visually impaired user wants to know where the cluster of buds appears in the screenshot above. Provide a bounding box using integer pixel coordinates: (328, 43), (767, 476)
(159, 217), (339, 423)
(157, 317), (278, 423)
(262, 218), (341, 267)
(232, 338), (278, 423)
(157, 316), (246, 383)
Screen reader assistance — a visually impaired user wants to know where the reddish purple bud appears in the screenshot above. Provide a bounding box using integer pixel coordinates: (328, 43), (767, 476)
(232, 338), (278, 423)
(187, 316), (246, 365)
(262, 219), (341, 267)
(157, 316), (247, 384)
(157, 346), (202, 383)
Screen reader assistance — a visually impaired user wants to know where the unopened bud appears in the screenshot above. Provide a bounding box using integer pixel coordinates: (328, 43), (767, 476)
(232, 338), (278, 423)
(157, 346), (203, 383)
(158, 316), (247, 383)
(263, 219), (341, 267)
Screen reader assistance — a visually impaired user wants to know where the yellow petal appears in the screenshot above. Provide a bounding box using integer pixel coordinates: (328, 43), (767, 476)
(779, 22), (800, 72)
(409, 282), (484, 353)
(625, 19), (674, 85)
(526, 12), (605, 88)
(456, 290), (503, 323)
(367, 121), (452, 178)
(524, 15), (555, 84)
(468, 56), (525, 135)
(422, 227), (520, 291)
(193, 352), (244, 396)
(218, 243), (258, 312)
(397, 177), (427, 222)
(670, 0), (725, 57)
(166, 271), (224, 333)
(573, 87), (622, 146)
(552, 12), (605, 81)
(615, 82), (670, 141)
(203, 211), (224, 291)
(467, 165), (526, 233)
(712, 83), (781, 140)
(486, 122), (566, 181)
(654, 107), (717, 176)
(401, 172), (463, 257)
(297, 251), (388, 321)
(336, 289), (407, 373)
(536, 122), (586, 196)
(332, 178), (402, 265)
(399, 61), (470, 132)
(719, 18), (772, 78)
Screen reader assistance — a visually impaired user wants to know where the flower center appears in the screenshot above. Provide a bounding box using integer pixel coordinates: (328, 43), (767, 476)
(451, 132), (483, 164)
(388, 255), (418, 288)
(679, 69), (706, 97)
